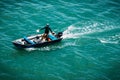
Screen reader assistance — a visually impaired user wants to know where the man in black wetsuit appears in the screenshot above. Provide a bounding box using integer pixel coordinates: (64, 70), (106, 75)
(40, 24), (53, 41)
(40, 24), (53, 35)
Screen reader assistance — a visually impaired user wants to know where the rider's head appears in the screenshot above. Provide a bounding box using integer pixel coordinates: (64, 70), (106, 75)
(46, 23), (49, 27)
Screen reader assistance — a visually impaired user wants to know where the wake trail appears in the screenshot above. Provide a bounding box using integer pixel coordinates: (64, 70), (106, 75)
(63, 25), (97, 39)
(63, 22), (119, 39)
(98, 34), (120, 44)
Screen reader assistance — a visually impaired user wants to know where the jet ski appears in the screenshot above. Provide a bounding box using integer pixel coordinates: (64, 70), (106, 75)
(12, 32), (63, 48)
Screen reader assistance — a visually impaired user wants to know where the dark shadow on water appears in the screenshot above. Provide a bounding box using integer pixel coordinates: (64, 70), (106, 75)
(0, 62), (19, 80)
(106, 62), (120, 80)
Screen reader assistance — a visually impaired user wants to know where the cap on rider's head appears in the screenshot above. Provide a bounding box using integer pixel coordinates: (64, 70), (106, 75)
(46, 23), (49, 27)
(46, 23), (49, 26)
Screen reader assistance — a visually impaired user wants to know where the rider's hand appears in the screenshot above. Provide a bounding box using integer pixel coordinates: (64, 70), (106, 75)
(36, 29), (40, 32)
(52, 32), (55, 35)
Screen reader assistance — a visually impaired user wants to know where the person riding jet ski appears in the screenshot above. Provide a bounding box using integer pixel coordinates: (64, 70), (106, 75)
(40, 24), (54, 41)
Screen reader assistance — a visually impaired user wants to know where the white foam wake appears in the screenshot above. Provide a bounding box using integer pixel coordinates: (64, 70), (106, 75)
(25, 43), (77, 52)
(62, 24), (98, 39)
(63, 22), (118, 39)
(63, 25), (80, 39)
(99, 34), (120, 44)
(99, 39), (119, 44)
(25, 46), (52, 51)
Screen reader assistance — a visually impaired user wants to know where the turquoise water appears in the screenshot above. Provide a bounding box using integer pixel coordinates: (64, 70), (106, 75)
(0, 0), (120, 80)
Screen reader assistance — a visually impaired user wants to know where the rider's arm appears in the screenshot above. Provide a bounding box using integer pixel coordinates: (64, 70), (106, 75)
(49, 27), (53, 33)
(40, 27), (45, 30)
